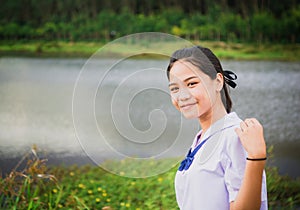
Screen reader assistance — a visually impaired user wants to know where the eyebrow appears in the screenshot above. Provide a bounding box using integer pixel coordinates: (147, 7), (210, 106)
(168, 76), (199, 87)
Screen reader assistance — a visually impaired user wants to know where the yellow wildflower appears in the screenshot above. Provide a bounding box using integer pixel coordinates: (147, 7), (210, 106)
(102, 192), (107, 197)
(78, 183), (85, 189)
(95, 198), (101, 203)
(52, 188), (58, 194)
(97, 187), (102, 192)
(69, 172), (75, 176)
(125, 203), (131, 207)
(88, 190), (93, 195)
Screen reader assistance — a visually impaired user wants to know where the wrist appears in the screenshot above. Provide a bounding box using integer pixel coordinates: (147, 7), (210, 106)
(247, 152), (266, 159)
(246, 158), (266, 169)
(246, 157), (267, 161)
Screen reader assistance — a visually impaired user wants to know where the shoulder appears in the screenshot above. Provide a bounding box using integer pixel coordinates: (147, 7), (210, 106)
(221, 112), (242, 146)
(220, 113), (246, 162)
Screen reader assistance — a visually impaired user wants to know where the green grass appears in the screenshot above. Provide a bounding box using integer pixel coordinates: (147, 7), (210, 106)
(0, 40), (299, 61)
(196, 41), (300, 61)
(1, 147), (300, 210)
(0, 41), (101, 58)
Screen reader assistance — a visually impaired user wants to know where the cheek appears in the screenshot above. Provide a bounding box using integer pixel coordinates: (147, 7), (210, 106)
(171, 94), (180, 110)
(190, 87), (207, 101)
(189, 89), (213, 110)
(207, 87), (218, 102)
(193, 84), (214, 103)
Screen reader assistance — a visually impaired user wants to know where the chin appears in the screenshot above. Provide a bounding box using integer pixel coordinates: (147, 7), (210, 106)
(182, 111), (199, 119)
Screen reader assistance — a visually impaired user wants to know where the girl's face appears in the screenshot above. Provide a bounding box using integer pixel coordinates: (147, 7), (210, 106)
(168, 60), (222, 119)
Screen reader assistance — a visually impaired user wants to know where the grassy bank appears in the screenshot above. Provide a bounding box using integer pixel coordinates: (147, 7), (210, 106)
(0, 148), (299, 210)
(0, 40), (299, 61)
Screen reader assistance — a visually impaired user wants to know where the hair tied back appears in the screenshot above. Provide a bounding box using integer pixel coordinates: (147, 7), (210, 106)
(223, 70), (237, 88)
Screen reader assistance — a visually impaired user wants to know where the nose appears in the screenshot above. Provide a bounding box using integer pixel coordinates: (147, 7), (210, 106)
(178, 88), (191, 101)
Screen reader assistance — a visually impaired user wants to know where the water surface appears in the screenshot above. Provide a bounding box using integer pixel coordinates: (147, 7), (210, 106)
(0, 57), (299, 177)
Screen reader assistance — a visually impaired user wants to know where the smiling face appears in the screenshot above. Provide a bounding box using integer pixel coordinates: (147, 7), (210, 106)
(169, 60), (223, 119)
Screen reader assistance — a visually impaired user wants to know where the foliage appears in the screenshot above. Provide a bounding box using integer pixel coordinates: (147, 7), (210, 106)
(266, 167), (300, 209)
(0, 1), (299, 43)
(1, 146), (300, 209)
(0, 145), (61, 209)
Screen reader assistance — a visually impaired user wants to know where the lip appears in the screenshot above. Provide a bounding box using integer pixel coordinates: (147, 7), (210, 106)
(180, 102), (197, 110)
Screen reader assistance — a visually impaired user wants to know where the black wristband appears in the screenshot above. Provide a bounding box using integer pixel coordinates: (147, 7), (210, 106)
(246, 157), (267, 161)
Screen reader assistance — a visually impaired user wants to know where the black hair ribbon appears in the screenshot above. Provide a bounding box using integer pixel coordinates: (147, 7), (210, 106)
(223, 70), (237, 88)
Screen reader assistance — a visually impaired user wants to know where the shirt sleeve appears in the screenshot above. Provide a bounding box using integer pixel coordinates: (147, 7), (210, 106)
(221, 129), (247, 203)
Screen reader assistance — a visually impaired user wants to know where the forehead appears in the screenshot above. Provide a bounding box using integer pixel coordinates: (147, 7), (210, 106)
(169, 61), (206, 82)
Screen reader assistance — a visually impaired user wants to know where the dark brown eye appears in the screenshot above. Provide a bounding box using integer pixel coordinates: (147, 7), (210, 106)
(187, 81), (198, 87)
(170, 86), (179, 92)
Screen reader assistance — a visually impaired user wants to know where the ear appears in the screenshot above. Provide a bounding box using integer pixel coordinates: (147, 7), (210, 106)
(215, 73), (224, 91)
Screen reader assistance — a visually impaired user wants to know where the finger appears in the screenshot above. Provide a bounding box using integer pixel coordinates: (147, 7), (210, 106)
(251, 118), (261, 126)
(247, 118), (262, 128)
(244, 118), (254, 126)
(240, 121), (247, 131)
(244, 118), (250, 126)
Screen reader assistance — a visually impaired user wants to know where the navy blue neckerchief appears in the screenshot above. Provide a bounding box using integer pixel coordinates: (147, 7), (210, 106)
(178, 139), (208, 171)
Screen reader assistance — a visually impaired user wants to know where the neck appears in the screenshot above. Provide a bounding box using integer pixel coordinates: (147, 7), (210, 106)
(198, 101), (227, 134)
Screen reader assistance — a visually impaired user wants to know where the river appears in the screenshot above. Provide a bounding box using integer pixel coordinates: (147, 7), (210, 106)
(0, 57), (299, 178)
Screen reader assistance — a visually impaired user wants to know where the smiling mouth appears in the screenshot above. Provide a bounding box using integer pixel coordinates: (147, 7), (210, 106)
(180, 103), (197, 110)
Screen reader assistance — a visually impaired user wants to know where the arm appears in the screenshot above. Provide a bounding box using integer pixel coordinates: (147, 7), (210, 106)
(230, 118), (267, 210)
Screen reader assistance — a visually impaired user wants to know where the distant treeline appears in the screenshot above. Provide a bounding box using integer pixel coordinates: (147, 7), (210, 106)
(0, 0), (299, 43)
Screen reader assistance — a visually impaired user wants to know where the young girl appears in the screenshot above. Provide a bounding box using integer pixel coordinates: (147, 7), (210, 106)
(167, 46), (268, 210)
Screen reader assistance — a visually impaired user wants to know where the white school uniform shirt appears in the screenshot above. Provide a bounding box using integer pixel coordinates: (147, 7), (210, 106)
(175, 112), (268, 210)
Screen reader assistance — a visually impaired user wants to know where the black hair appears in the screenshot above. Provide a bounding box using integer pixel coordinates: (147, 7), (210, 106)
(167, 46), (233, 113)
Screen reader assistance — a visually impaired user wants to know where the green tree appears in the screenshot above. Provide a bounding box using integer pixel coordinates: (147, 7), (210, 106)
(2, 22), (19, 39)
(197, 24), (220, 40)
(218, 13), (249, 42)
(43, 22), (58, 40)
(158, 8), (185, 27)
(282, 6), (300, 43)
(251, 12), (276, 44)
(97, 10), (117, 41)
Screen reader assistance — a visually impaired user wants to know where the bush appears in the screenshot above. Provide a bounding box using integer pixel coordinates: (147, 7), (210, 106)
(1, 146), (299, 209)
